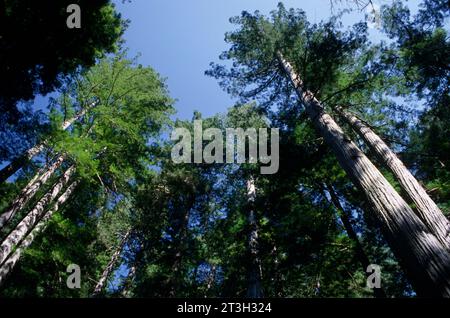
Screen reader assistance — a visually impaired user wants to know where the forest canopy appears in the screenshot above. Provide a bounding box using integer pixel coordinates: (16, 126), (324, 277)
(0, 0), (448, 299)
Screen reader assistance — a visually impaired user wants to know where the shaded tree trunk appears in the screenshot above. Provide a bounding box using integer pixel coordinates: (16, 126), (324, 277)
(277, 52), (450, 297)
(270, 243), (284, 297)
(92, 229), (132, 297)
(0, 144), (45, 185)
(336, 106), (450, 250)
(246, 177), (264, 298)
(0, 181), (78, 286)
(326, 183), (387, 298)
(0, 104), (93, 184)
(120, 243), (144, 298)
(205, 264), (217, 297)
(120, 263), (137, 298)
(0, 154), (66, 230)
(168, 197), (194, 297)
(0, 166), (75, 266)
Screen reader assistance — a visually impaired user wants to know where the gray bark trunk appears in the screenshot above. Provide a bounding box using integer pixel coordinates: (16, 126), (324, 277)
(0, 166), (75, 266)
(246, 178), (264, 298)
(0, 103), (93, 184)
(168, 196), (193, 297)
(0, 181), (78, 286)
(270, 243), (283, 297)
(204, 264), (216, 297)
(0, 155), (66, 230)
(277, 52), (450, 297)
(0, 145), (44, 185)
(337, 106), (450, 250)
(120, 264), (137, 298)
(92, 229), (132, 296)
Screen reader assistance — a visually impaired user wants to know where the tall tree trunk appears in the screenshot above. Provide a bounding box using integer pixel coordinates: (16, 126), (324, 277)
(336, 106), (450, 250)
(270, 243), (284, 297)
(204, 264), (217, 297)
(120, 263), (137, 298)
(92, 229), (132, 297)
(0, 181), (78, 286)
(246, 177), (264, 298)
(0, 144), (45, 185)
(0, 104), (93, 184)
(0, 154), (66, 230)
(325, 183), (387, 298)
(121, 243), (144, 298)
(0, 166), (75, 266)
(168, 197), (193, 297)
(277, 52), (450, 297)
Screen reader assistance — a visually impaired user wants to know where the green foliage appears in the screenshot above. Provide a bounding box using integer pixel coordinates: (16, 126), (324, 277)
(1, 0), (448, 299)
(380, 0), (449, 215)
(0, 0), (125, 123)
(0, 53), (174, 297)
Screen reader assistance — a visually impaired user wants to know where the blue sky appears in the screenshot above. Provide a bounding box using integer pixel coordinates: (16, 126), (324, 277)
(111, 0), (420, 120)
(8, 1), (391, 171)
(31, 0), (422, 119)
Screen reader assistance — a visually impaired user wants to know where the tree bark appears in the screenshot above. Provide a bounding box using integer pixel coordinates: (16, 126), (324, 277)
(326, 183), (387, 298)
(0, 104), (93, 184)
(0, 154), (66, 230)
(277, 52), (450, 297)
(167, 195), (194, 297)
(120, 243), (145, 298)
(336, 106), (450, 250)
(0, 181), (78, 286)
(204, 264), (217, 297)
(120, 263), (137, 298)
(0, 145), (44, 185)
(92, 229), (132, 297)
(0, 166), (75, 266)
(246, 177), (264, 298)
(270, 243), (284, 297)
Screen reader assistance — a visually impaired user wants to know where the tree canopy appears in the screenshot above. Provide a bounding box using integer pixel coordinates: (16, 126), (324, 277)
(0, 0), (448, 299)
(0, 0), (124, 124)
